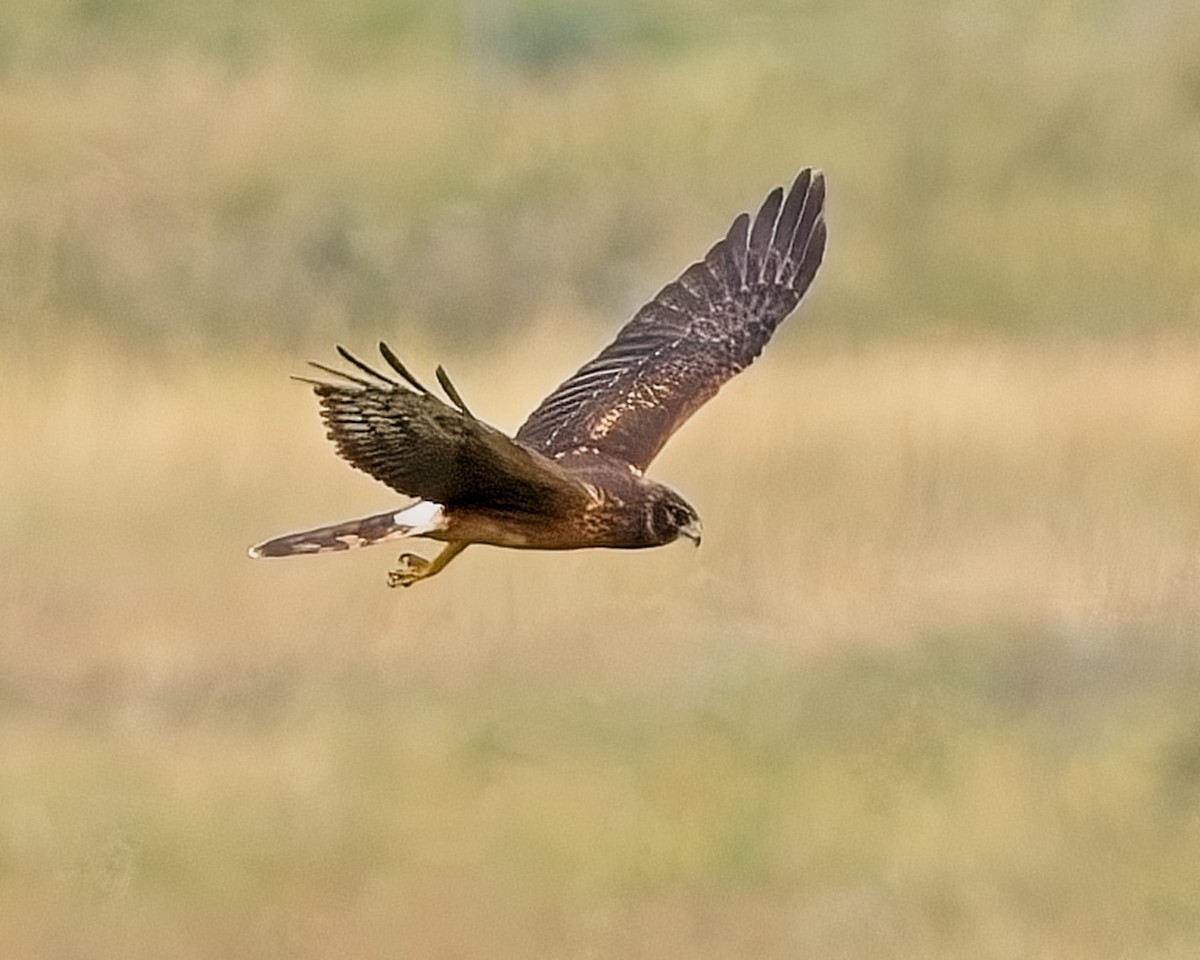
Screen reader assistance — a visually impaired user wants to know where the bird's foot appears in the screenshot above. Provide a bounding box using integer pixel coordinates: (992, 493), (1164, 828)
(385, 542), (469, 589)
(387, 552), (430, 588)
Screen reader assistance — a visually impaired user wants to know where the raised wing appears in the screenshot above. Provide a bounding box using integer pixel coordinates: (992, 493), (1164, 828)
(517, 169), (826, 471)
(300, 344), (592, 514)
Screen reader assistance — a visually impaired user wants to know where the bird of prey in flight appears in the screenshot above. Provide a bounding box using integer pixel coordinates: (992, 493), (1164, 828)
(250, 169), (826, 587)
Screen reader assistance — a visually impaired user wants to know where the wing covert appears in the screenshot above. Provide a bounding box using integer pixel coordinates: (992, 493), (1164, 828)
(516, 169), (826, 470)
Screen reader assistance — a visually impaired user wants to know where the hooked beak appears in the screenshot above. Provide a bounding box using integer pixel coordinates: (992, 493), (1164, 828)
(680, 518), (703, 547)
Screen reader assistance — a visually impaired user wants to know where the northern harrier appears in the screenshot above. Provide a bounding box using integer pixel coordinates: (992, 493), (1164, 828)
(250, 169), (827, 586)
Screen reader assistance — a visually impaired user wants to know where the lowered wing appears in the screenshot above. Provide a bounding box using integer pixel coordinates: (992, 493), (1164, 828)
(300, 343), (593, 515)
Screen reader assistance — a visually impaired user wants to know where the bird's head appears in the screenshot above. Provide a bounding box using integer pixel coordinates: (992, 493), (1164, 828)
(646, 486), (703, 547)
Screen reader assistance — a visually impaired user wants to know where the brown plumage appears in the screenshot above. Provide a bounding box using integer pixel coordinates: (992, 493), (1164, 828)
(250, 169), (827, 586)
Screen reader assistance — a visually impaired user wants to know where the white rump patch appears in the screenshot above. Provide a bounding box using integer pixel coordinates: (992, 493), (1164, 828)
(393, 500), (447, 536)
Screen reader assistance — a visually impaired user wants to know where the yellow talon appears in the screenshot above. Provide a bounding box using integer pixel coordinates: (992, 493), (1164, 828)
(385, 542), (468, 589)
(386, 552), (429, 588)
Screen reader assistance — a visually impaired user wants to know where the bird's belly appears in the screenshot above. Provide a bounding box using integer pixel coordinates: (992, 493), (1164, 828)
(442, 509), (648, 551)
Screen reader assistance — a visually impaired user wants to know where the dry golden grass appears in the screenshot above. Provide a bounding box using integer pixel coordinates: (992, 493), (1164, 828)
(1, 337), (1198, 958)
(3, 336), (1198, 684)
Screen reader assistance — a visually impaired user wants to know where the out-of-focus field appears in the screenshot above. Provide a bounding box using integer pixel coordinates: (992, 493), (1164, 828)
(2, 341), (1198, 959)
(3, 0), (1200, 355)
(2, 1), (1200, 958)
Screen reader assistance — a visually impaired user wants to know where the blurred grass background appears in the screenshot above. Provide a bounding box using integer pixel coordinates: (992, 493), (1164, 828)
(1, 0), (1199, 957)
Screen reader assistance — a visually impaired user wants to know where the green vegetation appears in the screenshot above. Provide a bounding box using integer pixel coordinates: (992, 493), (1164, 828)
(1, 1), (1199, 957)
(2, 0), (1199, 355)
(4, 640), (1200, 959)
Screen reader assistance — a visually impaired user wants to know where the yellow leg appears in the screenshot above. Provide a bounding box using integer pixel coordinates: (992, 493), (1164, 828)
(386, 541), (469, 588)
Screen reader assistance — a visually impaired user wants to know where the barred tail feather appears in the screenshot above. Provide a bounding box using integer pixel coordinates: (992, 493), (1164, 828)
(248, 501), (446, 559)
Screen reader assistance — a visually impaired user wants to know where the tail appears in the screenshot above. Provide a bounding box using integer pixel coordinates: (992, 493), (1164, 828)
(249, 501), (446, 558)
